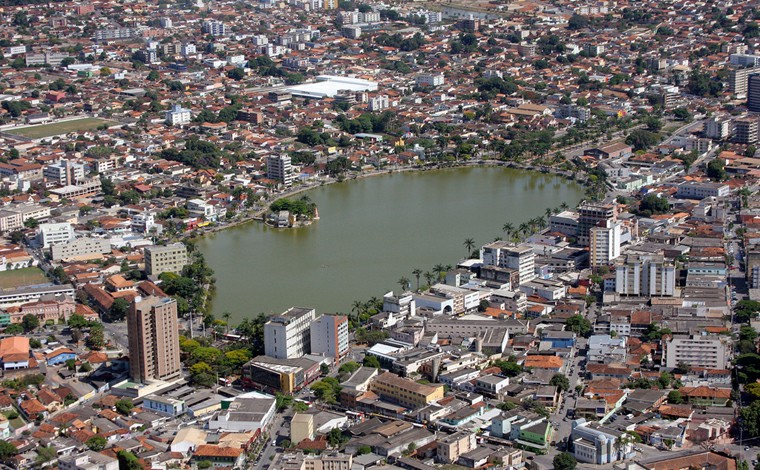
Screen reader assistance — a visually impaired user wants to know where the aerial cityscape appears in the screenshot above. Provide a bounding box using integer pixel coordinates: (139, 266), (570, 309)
(0, 0), (757, 469)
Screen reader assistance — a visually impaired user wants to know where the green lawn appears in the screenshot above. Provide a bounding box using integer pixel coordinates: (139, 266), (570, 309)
(10, 118), (115, 138)
(0, 267), (48, 289)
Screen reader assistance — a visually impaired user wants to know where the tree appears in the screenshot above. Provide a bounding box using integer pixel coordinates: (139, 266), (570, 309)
(493, 358), (523, 377)
(742, 400), (760, 437)
(146, 70), (159, 81)
(638, 194), (670, 216)
(667, 390), (683, 404)
(566, 315), (592, 336)
(227, 68), (245, 80)
(86, 435), (107, 451)
(339, 361), (360, 376)
(553, 452), (577, 470)
(357, 445), (372, 455)
(625, 129), (661, 151)
(23, 217), (39, 229)
(21, 314), (40, 332)
(550, 373), (570, 391)
(328, 428), (347, 447)
(363, 355), (381, 369)
(398, 276), (410, 292)
(117, 450), (142, 470)
(5, 324), (23, 335)
(463, 238), (475, 258)
(115, 398), (134, 416)
(108, 297), (130, 322)
(706, 159), (727, 181)
(87, 326), (105, 350)
(0, 441), (18, 463)
(36, 446), (57, 464)
(312, 377), (341, 403)
(275, 392), (293, 411)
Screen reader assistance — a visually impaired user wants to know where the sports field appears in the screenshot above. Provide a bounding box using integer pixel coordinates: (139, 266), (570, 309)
(0, 267), (48, 289)
(10, 118), (115, 139)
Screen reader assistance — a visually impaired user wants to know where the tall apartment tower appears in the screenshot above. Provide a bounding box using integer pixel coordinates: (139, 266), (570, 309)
(310, 314), (349, 361)
(729, 66), (757, 97)
(578, 203), (617, 246)
(264, 307), (316, 359)
(481, 242), (535, 285)
(749, 74), (760, 112)
(589, 220), (622, 267)
(735, 117), (759, 144)
(144, 243), (188, 277)
(266, 155), (293, 187)
(128, 296), (181, 384)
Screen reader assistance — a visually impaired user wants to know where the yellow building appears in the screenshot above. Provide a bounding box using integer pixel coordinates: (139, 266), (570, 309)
(291, 413), (314, 445)
(370, 372), (444, 409)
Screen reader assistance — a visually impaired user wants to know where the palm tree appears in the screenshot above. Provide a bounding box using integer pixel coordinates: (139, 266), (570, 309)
(222, 312), (232, 334)
(545, 207), (553, 220)
(412, 268), (423, 291)
(560, 201), (569, 210)
(537, 216), (547, 231)
(423, 271), (435, 288)
(463, 238), (475, 258)
(433, 263), (445, 275)
(518, 222), (530, 238)
(398, 277), (410, 292)
(351, 300), (364, 316)
(502, 222), (514, 239)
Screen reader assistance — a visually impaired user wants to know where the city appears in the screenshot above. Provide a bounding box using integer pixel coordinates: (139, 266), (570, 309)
(0, 0), (757, 470)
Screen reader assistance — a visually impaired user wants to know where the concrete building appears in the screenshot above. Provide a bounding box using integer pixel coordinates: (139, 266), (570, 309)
(144, 243), (188, 277)
(266, 154), (293, 187)
(94, 28), (139, 41)
(202, 20), (226, 36)
(50, 237), (111, 261)
(578, 203), (617, 246)
(208, 393), (277, 432)
(291, 412), (314, 444)
(615, 254), (676, 297)
(310, 314), (349, 361)
(735, 117), (759, 144)
(165, 104), (192, 125)
(750, 74), (760, 113)
(664, 334), (728, 370)
(589, 220), (622, 267)
(44, 159), (85, 186)
(128, 296), (181, 384)
(437, 431), (476, 464)
(676, 181), (730, 199)
(729, 66), (757, 97)
(370, 371), (444, 409)
(416, 73), (444, 87)
(37, 222), (75, 248)
(264, 307), (316, 359)
(549, 210), (579, 237)
(704, 116), (732, 140)
(731, 53), (760, 67)
(59, 451), (119, 470)
(482, 242), (535, 285)
(571, 419), (633, 465)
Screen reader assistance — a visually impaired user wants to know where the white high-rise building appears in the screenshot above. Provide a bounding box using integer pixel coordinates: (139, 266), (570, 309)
(202, 20), (226, 36)
(589, 220), (622, 267)
(664, 334), (728, 370)
(37, 222), (75, 248)
(181, 43), (197, 56)
(267, 155), (293, 186)
(482, 242), (535, 285)
(165, 104), (192, 126)
(310, 314), (349, 361)
(264, 307), (316, 359)
(615, 254), (676, 296)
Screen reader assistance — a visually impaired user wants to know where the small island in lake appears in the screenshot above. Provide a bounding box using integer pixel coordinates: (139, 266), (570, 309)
(266, 195), (319, 228)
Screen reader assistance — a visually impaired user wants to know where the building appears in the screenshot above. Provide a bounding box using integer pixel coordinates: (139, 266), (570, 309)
(735, 117), (759, 145)
(437, 431), (476, 464)
(291, 412), (314, 444)
(37, 222), (75, 248)
(208, 393), (276, 432)
(266, 155), (293, 187)
(549, 210), (579, 236)
(416, 73), (444, 87)
(676, 181), (730, 199)
(59, 451), (119, 470)
(731, 53), (760, 67)
(144, 243), (188, 277)
(729, 66), (757, 97)
(578, 203), (617, 246)
(25, 52), (70, 66)
(749, 74), (760, 113)
(264, 307), (316, 359)
(704, 116), (732, 140)
(0, 336), (30, 370)
(571, 419), (634, 465)
(165, 104), (192, 125)
(51, 237), (111, 261)
(127, 296), (181, 383)
(310, 314), (349, 361)
(44, 160), (85, 186)
(202, 20), (226, 36)
(482, 242), (535, 285)
(589, 220), (622, 267)
(242, 355), (320, 394)
(615, 254), (676, 297)
(370, 371), (444, 409)
(664, 334), (728, 370)
(94, 28), (139, 41)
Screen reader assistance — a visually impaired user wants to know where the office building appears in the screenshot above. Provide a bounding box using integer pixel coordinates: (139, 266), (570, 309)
(242, 355), (320, 394)
(59, 451), (119, 470)
(37, 222), (75, 248)
(44, 159), (85, 186)
(482, 242), (535, 285)
(128, 296), (181, 383)
(264, 307), (316, 359)
(749, 74), (760, 112)
(589, 220), (622, 268)
(571, 419), (633, 465)
(676, 181), (730, 199)
(144, 243), (188, 277)
(615, 254), (676, 297)
(310, 314), (349, 361)
(664, 334), (728, 370)
(50, 237), (111, 261)
(266, 154), (293, 187)
(735, 117), (759, 144)
(578, 203), (617, 245)
(370, 371), (444, 409)
(165, 104), (192, 125)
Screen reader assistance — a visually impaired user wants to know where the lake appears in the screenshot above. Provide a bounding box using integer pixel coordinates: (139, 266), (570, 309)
(198, 166), (585, 323)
